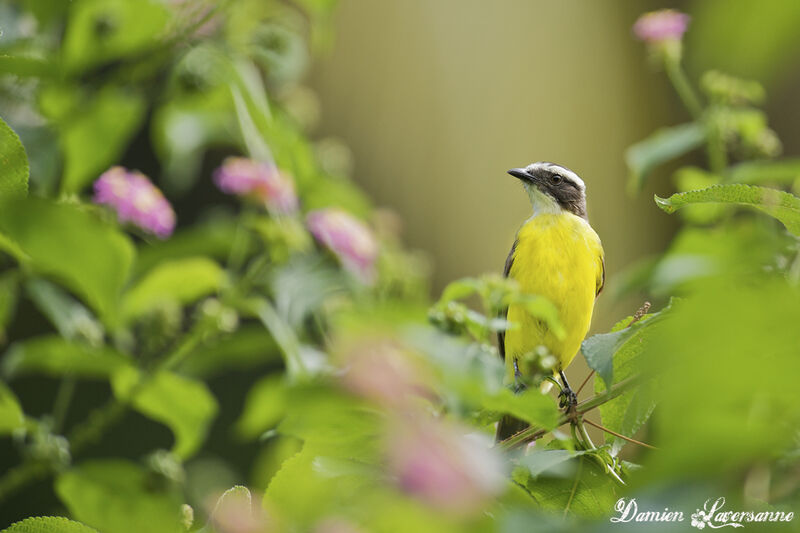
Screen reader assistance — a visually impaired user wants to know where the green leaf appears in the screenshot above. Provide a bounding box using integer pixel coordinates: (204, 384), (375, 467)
(625, 123), (706, 192)
(1, 517), (99, 533)
(655, 184), (800, 236)
(132, 218), (240, 277)
(25, 279), (104, 343)
(0, 380), (25, 434)
(518, 449), (588, 478)
(55, 460), (183, 533)
(3, 336), (131, 379)
(62, 0), (171, 74)
(60, 87), (146, 194)
(235, 375), (287, 440)
(513, 455), (619, 518)
(438, 278), (481, 304)
(482, 387), (560, 430)
(111, 368), (218, 458)
(177, 325), (280, 378)
(0, 115), (29, 198)
(0, 197), (134, 325)
(122, 257), (225, 321)
(726, 158), (800, 184)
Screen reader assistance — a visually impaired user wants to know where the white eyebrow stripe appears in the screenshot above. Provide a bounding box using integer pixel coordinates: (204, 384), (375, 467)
(526, 161), (586, 191)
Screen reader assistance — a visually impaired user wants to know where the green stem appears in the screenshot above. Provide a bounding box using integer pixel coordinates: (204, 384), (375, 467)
(0, 461), (50, 503)
(51, 377), (76, 434)
(664, 55), (703, 120)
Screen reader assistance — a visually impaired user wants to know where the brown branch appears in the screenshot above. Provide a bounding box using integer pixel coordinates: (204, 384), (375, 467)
(498, 374), (644, 450)
(582, 417), (658, 450)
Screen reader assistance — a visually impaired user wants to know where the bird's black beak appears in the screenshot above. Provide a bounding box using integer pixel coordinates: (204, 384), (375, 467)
(508, 168), (533, 182)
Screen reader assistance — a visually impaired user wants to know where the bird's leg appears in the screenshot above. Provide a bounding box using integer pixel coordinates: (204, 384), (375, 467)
(558, 370), (578, 411)
(513, 359), (527, 393)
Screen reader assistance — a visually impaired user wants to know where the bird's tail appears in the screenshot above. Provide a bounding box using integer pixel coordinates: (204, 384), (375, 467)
(495, 380), (554, 443)
(495, 414), (528, 443)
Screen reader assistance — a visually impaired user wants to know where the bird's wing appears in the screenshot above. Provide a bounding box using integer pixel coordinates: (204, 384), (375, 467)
(498, 239), (518, 360)
(596, 251), (605, 297)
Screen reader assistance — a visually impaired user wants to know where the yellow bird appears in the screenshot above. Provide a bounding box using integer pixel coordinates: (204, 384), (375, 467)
(496, 162), (604, 441)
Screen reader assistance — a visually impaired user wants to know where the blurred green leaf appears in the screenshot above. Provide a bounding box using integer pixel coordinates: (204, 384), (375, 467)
(0, 197), (134, 325)
(626, 123), (705, 192)
(55, 459), (183, 533)
(3, 336), (131, 379)
(518, 449), (588, 479)
(0, 380), (25, 434)
(61, 0), (171, 74)
(673, 167), (726, 225)
(438, 278), (481, 304)
(0, 115), (29, 198)
(726, 158), (800, 184)
(111, 368), (218, 458)
(177, 325), (279, 378)
(59, 87), (146, 194)
(1, 517), (99, 533)
(25, 279), (104, 343)
(132, 218), (239, 278)
(642, 280), (800, 481)
(122, 257), (225, 321)
(655, 184), (800, 236)
(236, 375), (287, 440)
(0, 55), (54, 79)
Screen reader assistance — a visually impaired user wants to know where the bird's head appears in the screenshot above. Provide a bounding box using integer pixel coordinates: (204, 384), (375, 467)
(508, 162), (587, 219)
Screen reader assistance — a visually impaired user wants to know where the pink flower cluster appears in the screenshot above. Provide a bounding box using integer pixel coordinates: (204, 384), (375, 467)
(337, 337), (504, 515)
(633, 9), (690, 43)
(93, 167), (176, 239)
(213, 157), (298, 215)
(306, 208), (378, 283)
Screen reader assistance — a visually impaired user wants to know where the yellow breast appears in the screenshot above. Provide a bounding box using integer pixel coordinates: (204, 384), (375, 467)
(505, 212), (603, 379)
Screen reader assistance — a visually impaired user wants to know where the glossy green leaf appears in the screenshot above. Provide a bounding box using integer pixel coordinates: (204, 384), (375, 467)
(626, 123), (705, 191)
(122, 257), (225, 321)
(0, 380), (25, 434)
(55, 460), (183, 533)
(235, 375), (287, 440)
(62, 0), (171, 74)
(59, 87), (146, 194)
(0, 197), (134, 325)
(2, 336), (131, 379)
(0, 115), (29, 198)
(655, 184), (800, 236)
(1, 517), (99, 533)
(111, 367), (218, 458)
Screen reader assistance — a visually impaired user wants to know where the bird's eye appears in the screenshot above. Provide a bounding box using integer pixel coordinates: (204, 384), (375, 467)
(550, 174), (562, 185)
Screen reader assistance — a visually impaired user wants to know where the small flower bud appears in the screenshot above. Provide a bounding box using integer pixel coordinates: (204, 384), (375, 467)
(93, 167), (176, 238)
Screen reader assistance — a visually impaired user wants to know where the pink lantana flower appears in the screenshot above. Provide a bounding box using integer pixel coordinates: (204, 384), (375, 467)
(213, 157), (298, 215)
(633, 10), (690, 44)
(93, 167), (176, 239)
(387, 418), (505, 515)
(306, 208), (378, 283)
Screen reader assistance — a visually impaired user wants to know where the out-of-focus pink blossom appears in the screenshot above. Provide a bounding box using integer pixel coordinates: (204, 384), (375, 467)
(306, 208), (378, 283)
(339, 339), (433, 408)
(214, 157), (298, 214)
(633, 10), (690, 43)
(387, 418), (505, 515)
(93, 167), (176, 239)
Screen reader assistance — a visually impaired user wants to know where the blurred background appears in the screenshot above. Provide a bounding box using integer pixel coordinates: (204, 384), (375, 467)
(308, 0), (800, 390)
(309, 0), (800, 311)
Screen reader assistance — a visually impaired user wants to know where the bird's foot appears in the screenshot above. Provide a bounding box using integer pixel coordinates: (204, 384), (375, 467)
(558, 386), (578, 410)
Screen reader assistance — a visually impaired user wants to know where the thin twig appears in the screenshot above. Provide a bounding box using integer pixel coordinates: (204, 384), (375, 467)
(582, 418), (658, 451)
